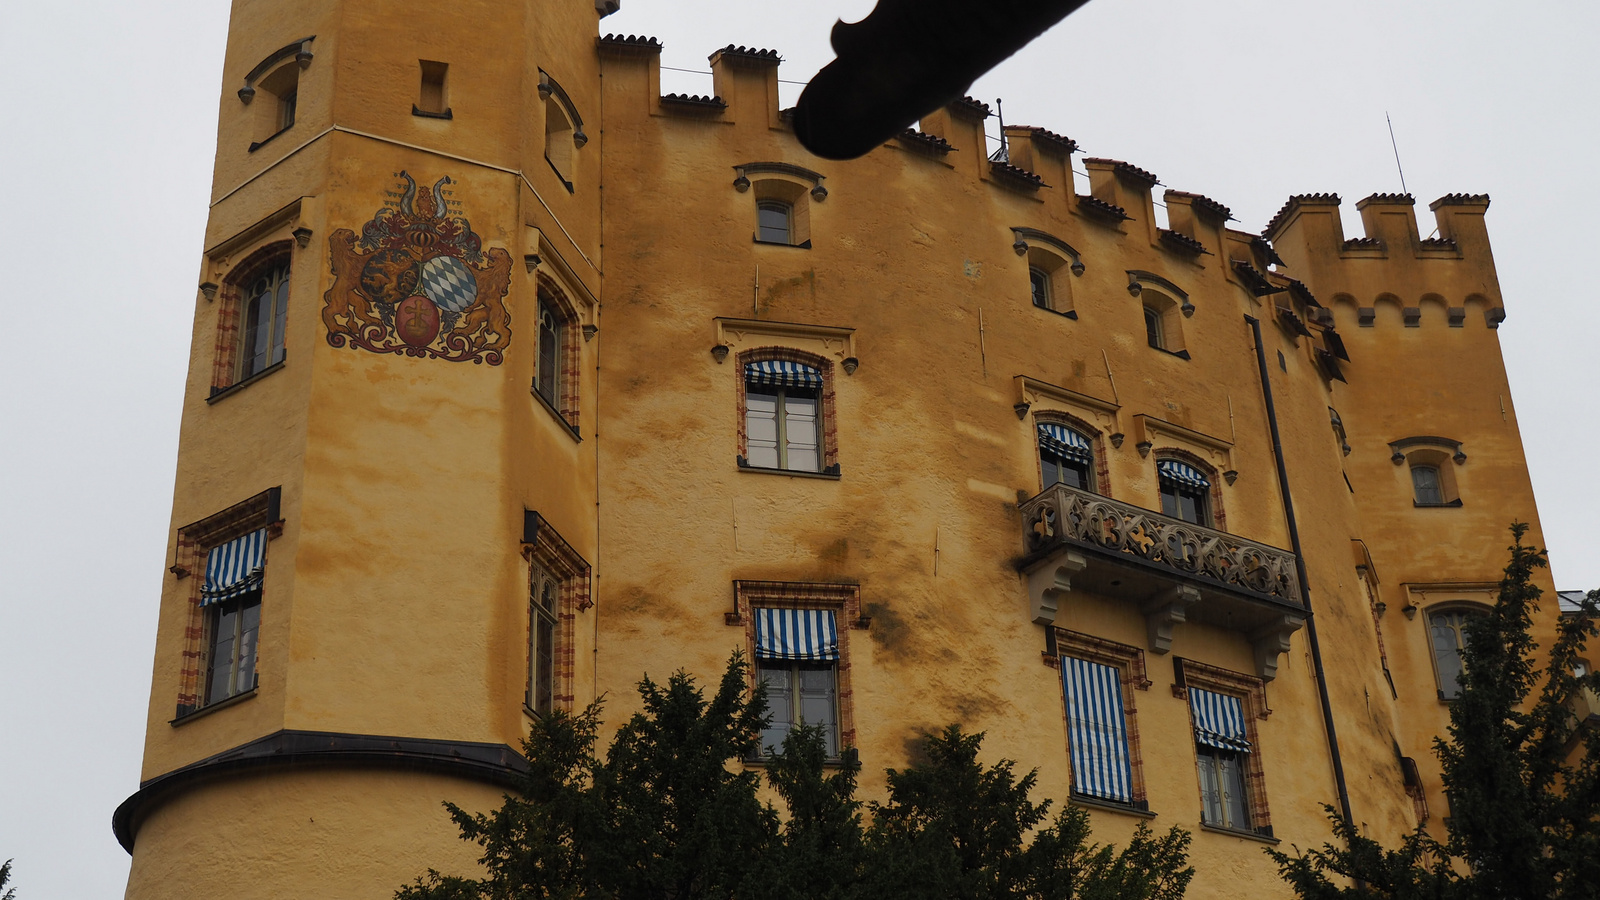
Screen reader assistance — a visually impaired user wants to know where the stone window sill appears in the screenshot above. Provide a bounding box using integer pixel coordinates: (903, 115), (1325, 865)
(753, 236), (813, 249)
(171, 687), (258, 726)
(531, 386), (581, 442)
(736, 459), (841, 480)
(1070, 794), (1156, 819)
(207, 359), (286, 404)
(1035, 305), (1079, 320)
(248, 124), (293, 153)
(1199, 823), (1279, 845)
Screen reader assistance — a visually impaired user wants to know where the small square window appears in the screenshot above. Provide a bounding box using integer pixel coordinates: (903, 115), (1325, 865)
(1412, 465), (1444, 505)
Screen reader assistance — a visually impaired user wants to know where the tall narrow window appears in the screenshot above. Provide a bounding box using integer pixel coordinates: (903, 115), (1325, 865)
(1158, 459), (1211, 526)
(1062, 656), (1133, 804)
(1412, 465), (1444, 505)
(1430, 609), (1482, 699)
(418, 60), (450, 115)
(754, 607), (839, 757)
(200, 529), (268, 706)
(1030, 267), (1051, 309)
(544, 99), (574, 189)
(240, 261), (291, 380)
(1188, 687), (1253, 831)
(744, 361), (821, 472)
(757, 201), (794, 245)
(1038, 422), (1095, 491)
(535, 293), (564, 410)
(1144, 305), (1164, 349)
(278, 90), (297, 131)
(528, 564), (558, 715)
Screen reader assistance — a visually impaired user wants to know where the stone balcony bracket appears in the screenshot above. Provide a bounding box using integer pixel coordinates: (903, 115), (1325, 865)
(1018, 482), (1306, 681)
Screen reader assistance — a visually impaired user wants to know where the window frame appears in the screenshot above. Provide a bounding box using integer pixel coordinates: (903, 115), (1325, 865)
(530, 277), (582, 435)
(211, 241), (294, 398)
(1426, 603), (1488, 700)
(735, 348), (840, 477)
(203, 590), (262, 707)
(171, 488), (282, 721)
(520, 511), (593, 719)
(527, 562), (560, 716)
(237, 257), (292, 383)
(1156, 454), (1217, 529)
(756, 655), (840, 758)
(1035, 414), (1104, 495)
(1050, 629), (1151, 813)
(1176, 658), (1274, 838)
(730, 581), (865, 761)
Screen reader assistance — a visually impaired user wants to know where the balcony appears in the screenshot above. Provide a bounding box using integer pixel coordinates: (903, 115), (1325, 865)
(1018, 483), (1306, 680)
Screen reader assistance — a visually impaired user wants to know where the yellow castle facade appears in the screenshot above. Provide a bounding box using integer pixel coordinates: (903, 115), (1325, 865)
(116, 1), (1561, 896)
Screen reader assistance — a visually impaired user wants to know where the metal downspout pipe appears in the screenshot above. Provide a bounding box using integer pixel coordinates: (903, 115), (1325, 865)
(1244, 314), (1356, 830)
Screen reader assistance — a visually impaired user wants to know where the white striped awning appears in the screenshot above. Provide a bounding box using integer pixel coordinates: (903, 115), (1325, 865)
(1189, 687), (1251, 752)
(745, 360), (822, 390)
(1062, 657), (1134, 803)
(1158, 459), (1211, 490)
(1038, 423), (1094, 465)
(754, 608), (838, 661)
(201, 529), (268, 606)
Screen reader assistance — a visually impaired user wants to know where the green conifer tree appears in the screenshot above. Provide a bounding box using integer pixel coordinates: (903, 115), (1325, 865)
(1270, 524), (1600, 899)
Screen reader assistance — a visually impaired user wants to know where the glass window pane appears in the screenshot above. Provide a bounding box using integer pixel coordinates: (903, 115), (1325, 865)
(1197, 751), (1223, 825)
(1030, 268), (1050, 308)
(270, 273), (290, 365)
(538, 305), (560, 405)
(1221, 754), (1250, 828)
(1412, 466), (1443, 504)
(1064, 461), (1090, 490)
(745, 392), (779, 468)
(1145, 307), (1163, 349)
(1432, 612), (1467, 697)
(535, 614), (555, 714)
(1160, 485), (1180, 519)
(758, 662), (793, 754)
(757, 204), (791, 243)
(783, 395), (820, 472)
(1041, 456), (1060, 486)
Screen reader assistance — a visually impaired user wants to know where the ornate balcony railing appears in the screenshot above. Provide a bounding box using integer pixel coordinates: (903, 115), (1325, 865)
(1020, 483), (1301, 606)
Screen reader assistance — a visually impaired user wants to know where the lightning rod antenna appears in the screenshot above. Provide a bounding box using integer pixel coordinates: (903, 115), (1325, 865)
(1386, 112), (1408, 195)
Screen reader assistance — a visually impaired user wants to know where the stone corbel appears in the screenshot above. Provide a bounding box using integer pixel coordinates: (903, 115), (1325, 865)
(1142, 585), (1200, 654)
(1025, 551), (1086, 625)
(1251, 614), (1306, 681)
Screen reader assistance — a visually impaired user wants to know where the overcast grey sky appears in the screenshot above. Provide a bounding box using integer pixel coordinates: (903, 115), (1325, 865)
(0, 0), (1593, 895)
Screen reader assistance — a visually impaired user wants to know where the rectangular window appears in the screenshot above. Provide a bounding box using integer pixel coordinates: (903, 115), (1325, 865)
(1157, 459), (1212, 527)
(240, 260), (291, 381)
(745, 385), (820, 472)
(419, 60), (449, 114)
(199, 528), (269, 706)
(1187, 686), (1254, 831)
(753, 607), (839, 756)
(1062, 656), (1133, 804)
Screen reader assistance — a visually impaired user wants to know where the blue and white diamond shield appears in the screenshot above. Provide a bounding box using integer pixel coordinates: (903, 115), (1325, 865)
(418, 254), (479, 314)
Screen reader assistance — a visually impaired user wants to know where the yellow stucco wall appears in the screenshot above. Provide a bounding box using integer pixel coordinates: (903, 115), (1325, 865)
(124, 2), (1559, 897)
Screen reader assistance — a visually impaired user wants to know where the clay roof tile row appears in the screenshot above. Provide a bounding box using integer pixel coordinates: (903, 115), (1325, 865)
(896, 129), (955, 155)
(1025, 127), (1078, 155)
(1075, 194), (1129, 222)
(1261, 193), (1341, 238)
(597, 34), (664, 54)
(1159, 228), (1207, 255)
(1083, 158), (1159, 186)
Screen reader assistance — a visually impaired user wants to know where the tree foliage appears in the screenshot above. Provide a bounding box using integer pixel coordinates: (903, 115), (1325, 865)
(1270, 524), (1600, 899)
(400, 653), (1192, 900)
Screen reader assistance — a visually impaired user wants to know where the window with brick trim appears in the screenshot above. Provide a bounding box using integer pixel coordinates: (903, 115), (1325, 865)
(736, 348), (839, 476)
(1048, 629), (1150, 811)
(728, 581), (866, 758)
(211, 242), (293, 396)
(531, 277), (582, 432)
(1176, 658), (1273, 837)
(1155, 452), (1225, 531)
(521, 511), (592, 717)
(171, 488), (283, 719)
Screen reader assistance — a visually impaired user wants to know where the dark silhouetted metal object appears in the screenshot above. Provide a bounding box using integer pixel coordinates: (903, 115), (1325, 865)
(793, 0), (1094, 160)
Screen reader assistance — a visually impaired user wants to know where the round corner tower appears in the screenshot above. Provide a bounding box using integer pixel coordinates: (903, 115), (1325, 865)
(117, 1), (609, 895)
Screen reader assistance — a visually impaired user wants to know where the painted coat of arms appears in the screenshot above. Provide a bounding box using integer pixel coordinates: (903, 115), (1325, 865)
(323, 172), (512, 364)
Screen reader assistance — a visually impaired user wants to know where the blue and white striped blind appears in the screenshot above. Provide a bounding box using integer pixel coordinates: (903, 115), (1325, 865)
(1157, 459), (1211, 490)
(1188, 687), (1251, 752)
(753, 608), (838, 661)
(745, 360), (823, 390)
(201, 529), (268, 606)
(1062, 657), (1133, 803)
(1037, 423), (1094, 465)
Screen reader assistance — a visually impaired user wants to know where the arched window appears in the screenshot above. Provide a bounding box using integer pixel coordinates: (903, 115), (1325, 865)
(240, 260), (291, 380)
(1429, 607), (1485, 699)
(1038, 422), (1095, 492)
(757, 201), (794, 245)
(1158, 458), (1211, 526)
(744, 360), (822, 472)
(535, 290), (565, 410)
